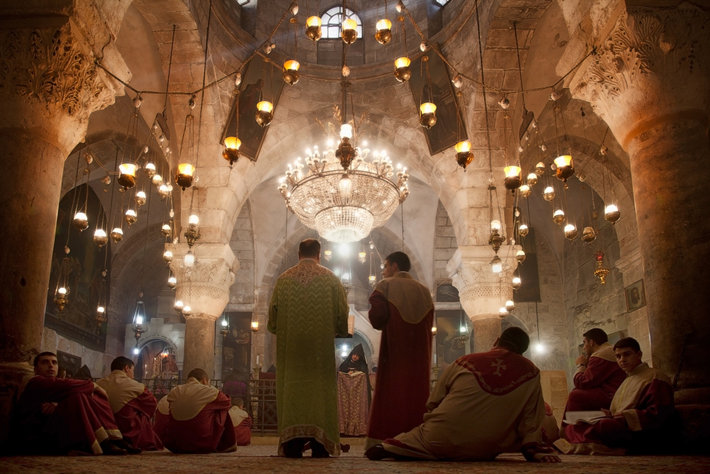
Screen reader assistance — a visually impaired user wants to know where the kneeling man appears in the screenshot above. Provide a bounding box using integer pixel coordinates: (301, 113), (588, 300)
(162, 368), (236, 453)
(366, 328), (559, 463)
(562, 337), (676, 454)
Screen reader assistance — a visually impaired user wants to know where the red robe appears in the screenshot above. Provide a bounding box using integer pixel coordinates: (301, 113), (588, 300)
(153, 396), (169, 442)
(366, 271), (434, 449)
(13, 376), (123, 455)
(97, 370), (163, 450)
(565, 363), (676, 453)
(229, 406), (252, 446)
(565, 343), (626, 413)
(162, 378), (236, 453)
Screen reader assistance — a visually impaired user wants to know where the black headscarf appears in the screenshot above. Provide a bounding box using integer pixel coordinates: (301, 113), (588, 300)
(339, 344), (369, 373)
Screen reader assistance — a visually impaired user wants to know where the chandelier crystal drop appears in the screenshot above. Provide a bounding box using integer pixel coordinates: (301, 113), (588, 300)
(279, 128), (409, 243)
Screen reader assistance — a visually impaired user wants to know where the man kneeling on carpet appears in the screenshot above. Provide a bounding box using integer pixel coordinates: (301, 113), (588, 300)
(365, 327), (559, 463)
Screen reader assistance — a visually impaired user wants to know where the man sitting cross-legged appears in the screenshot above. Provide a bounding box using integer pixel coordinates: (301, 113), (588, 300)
(12, 352), (135, 455)
(97, 356), (163, 451)
(560, 337), (678, 455)
(365, 328), (560, 463)
(162, 368), (236, 453)
(563, 328), (626, 421)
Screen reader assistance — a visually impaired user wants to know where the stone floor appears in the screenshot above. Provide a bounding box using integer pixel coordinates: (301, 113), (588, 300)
(1, 436), (708, 473)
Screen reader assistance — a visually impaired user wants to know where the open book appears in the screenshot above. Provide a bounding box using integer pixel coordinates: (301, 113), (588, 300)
(563, 410), (607, 424)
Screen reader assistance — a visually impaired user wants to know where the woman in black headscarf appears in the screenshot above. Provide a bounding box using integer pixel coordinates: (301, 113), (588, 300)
(339, 344), (369, 374)
(339, 344), (372, 407)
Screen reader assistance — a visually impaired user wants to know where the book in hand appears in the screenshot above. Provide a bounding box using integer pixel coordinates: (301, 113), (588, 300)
(563, 411), (607, 424)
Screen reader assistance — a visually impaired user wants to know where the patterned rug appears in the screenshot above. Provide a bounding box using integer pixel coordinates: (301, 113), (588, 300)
(1, 438), (709, 473)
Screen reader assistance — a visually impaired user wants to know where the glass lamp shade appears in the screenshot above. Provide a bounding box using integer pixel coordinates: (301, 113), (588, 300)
(340, 123), (353, 139)
(305, 16), (322, 41)
(519, 184), (531, 198)
(255, 101), (274, 127)
(176, 163), (194, 190)
(184, 251), (195, 267)
(124, 208), (138, 226)
(543, 185), (556, 201)
(554, 154), (574, 181)
(375, 19), (392, 44)
(135, 190), (147, 207)
(161, 223), (172, 237)
(110, 227), (123, 243)
(358, 251), (367, 263)
(167, 275), (177, 288)
(162, 249), (173, 263)
(582, 226), (597, 243)
(490, 219), (502, 233)
(535, 161), (546, 176)
(152, 173), (163, 186)
(518, 223), (529, 237)
(144, 162), (156, 177)
(419, 102), (437, 128)
(552, 208), (565, 225)
(368, 274), (377, 286)
(93, 228), (108, 247)
(118, 163), (137, 188)
(455, 140), (473, 169)
(512, 275), (522, 290)
(564, 223), (579, 240)
(251, 321), (260, 332)
(72, 211), (89, 231)
(394, 57), (412, 82)
(223, 136), (241, 165)
(283, 59), (300, 85)
(604, 204), (621, 224)
(515, 249), (526, 263)
(173, 300), (184, 314)
(158, 183), (171, 198)
(499, 306), (509, 317)
(505, 299), (515, 311)
(504, 166), (522, 191)
(526, 172), (538, 186)
(341, 18), (358, 44)
(188, 213), (199, 228)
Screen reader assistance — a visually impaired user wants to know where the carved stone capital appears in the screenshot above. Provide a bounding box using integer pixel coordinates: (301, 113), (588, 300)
(0, 23), (123, 150)
(170, 243), (236, 318)
(570, 5), (710, 146)
(449, 245), (518, 321)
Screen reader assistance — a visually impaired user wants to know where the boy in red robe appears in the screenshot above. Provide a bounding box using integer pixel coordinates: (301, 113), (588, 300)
(97, 356), (163, 450)
(228, 397), (252, 446)
(162, 368), (236, 453)
(12, 352), (132, 455)
(366, 251), (434, 450)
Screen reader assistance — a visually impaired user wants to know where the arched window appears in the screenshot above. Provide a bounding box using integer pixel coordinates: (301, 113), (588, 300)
(321, 6), (362, 39)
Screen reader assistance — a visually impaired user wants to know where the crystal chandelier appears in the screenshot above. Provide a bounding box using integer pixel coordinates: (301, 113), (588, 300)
(279, 124), (409, 243)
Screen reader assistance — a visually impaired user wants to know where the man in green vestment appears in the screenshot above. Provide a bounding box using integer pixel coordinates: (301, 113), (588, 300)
(268, 238), (349, 458)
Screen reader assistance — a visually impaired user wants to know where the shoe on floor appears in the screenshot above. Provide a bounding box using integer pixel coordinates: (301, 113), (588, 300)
(365, 444), (390, 461)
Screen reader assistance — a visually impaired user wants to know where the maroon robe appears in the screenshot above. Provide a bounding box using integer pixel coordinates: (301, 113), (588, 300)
(366, 271), (434, 449)
(565, 343), (626, 413)
(97, 370), (163, 450)
(162, 378), (236, 453)
(13, 376), (123, 455)
(565, 363), (676, 453)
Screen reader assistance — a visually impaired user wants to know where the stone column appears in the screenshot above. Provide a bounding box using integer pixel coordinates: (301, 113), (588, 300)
(171, 243), (236, 379)
(0, 5), (125, 444)
(570, 5), (710, 389)
(449, 246), (517, 352)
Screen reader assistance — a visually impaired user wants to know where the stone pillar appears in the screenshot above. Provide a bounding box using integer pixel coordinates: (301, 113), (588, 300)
(449, 246), (518, 352)
(0, 4), (125, 444)
(569, 4), (710, 389)
(171, 243), (236, 379)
